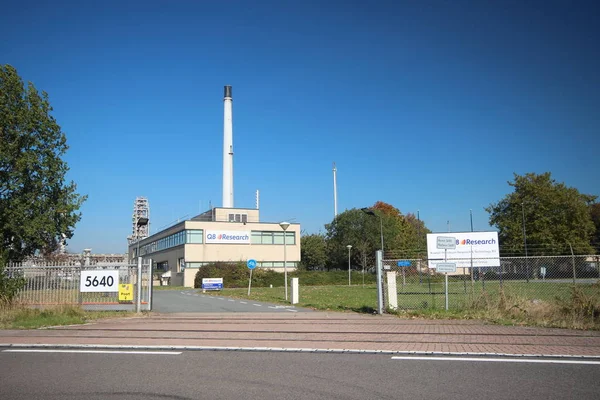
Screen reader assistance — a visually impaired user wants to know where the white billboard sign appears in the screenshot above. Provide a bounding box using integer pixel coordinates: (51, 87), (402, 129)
(427, 231), (500, 269)
(205, 230), (250, 244)
(80, 270), (119, 292)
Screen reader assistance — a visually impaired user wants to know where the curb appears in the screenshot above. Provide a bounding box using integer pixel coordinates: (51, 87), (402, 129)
(1, 343), (599, 360)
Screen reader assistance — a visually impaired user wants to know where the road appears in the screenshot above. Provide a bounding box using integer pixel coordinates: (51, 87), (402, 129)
(152, 289), (312, 313)
(1, 349), (599, 399)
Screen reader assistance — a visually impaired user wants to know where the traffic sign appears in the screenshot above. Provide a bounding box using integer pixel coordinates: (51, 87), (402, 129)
(247, 259), (257, 270)
(436, 263), (457, 273)
(397, 260), (411, 267)
(436, 236), (456, 249)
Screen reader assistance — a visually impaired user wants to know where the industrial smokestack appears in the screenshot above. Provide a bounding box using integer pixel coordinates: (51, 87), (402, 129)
(222, 85), (234, 208)
(333, 162), (338, 218)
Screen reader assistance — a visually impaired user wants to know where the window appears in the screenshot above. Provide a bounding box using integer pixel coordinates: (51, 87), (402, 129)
(250, 230), (296, 245)
(187, 230), (203, 244)
(177, 258), (185, 273)
(156, 261), (168, 271)
(228, 213), (248, 223)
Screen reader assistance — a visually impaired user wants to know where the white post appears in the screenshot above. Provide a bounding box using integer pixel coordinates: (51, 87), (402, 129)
(136, 256), (142, 313)
(376, 250), (384, 314)
(284, 238), (288, 301)
(291, 277), (299, 304)
(347, 245), (352, 286)
(386, 271), (398, 311)
(248, 269), (253, 296)
(444, 249), (449, 311)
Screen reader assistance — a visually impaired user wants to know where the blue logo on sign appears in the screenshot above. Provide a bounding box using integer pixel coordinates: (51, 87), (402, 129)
(247, 259), (257, 269)
(397, 260), (411, 267)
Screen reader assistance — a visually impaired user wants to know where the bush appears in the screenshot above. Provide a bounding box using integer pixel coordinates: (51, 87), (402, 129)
(0, 264), (26, 306)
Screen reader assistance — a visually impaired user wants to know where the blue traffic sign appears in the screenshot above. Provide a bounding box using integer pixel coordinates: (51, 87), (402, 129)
(247, 259), (257, 270)
(397, 260), (411, 267)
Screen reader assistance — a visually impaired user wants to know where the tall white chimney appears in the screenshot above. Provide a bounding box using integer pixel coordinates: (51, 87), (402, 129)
(333, 162), (338, 218)
(222, 85), (234, 208)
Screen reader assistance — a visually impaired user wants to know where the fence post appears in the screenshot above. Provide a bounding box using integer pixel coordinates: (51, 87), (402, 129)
(136, 257), (142, 313)
(148, 258), (153, 311)
(569, 243), (576, 284)
(376, 250), (383, 315)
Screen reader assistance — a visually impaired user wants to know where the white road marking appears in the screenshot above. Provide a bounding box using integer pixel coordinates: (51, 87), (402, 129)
(390, 356), (600, 365)
(253, 304), (262, 307)
(3, 349), (181, 355)
(286, 309), (298, 312)
(228, 299), (235, 302)
(216, 298), (224, 300)
(240, 301), (247, 304)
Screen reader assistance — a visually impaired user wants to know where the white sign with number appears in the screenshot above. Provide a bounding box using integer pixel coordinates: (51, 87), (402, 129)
(80, 270), (119, 292)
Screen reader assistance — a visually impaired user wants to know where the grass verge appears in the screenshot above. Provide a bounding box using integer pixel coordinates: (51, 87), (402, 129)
(0, 305), (135, 329)
(202, 282), (600, 330)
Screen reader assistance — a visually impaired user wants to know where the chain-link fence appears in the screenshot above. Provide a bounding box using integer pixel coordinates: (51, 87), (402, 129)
(4, 260), (153, 311)
(381, 255), (600, 311)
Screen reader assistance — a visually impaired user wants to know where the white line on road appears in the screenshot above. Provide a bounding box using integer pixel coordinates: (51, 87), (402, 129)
(286, 309), (298, 312)
(228, 299), (235, 302)
(240, 301), (247, 304)
(3, 349), (182, 355)
(391, 356), (600, 365)
(253, 304), (262, 307)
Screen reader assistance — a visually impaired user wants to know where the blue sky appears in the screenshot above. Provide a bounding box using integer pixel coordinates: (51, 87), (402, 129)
(2, 0), (599, 253)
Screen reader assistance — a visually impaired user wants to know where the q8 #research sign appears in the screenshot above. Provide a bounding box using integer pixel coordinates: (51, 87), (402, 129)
(427, 231), (500, 269)
(205, 230), (250, 244)
(80, 270), (119, 292)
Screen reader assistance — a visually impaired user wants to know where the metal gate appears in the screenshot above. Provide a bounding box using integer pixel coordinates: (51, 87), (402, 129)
(5, 260), (153, 311)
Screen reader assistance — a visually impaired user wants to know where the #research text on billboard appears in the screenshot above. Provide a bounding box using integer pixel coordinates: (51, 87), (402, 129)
(426, 231), (500, 269)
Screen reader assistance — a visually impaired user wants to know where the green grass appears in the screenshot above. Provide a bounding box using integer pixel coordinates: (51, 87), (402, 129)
(203, 279), (600, 329)
(152, 286), (188, 291)
(0, 306), (134, 329)
(204, 284), (380, 313)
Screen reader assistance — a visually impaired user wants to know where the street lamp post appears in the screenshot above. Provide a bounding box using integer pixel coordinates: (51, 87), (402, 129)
(347, 245), (352, 286)
(521, 202), (529, 283)
(279, 221), (291, 301)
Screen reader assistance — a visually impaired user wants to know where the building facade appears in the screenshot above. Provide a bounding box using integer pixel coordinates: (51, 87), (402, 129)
(128, 207), (300, 287)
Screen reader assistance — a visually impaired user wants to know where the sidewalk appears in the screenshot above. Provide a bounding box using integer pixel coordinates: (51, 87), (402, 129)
(2, 312), (600, 357)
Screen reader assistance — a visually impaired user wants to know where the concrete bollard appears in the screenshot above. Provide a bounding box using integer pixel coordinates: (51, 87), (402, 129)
(291, 277), (299, 304)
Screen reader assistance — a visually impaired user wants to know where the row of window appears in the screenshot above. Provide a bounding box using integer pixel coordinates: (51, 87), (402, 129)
(141, 230), (203, 256)
(139, 229), (296, 256)
(251, 231), (296, 245)
(182, 261), (298, 269)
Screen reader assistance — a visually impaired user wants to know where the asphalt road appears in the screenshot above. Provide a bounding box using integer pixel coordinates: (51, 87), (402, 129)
(152, 289), (312, 313)
(1, 349), (599, 400)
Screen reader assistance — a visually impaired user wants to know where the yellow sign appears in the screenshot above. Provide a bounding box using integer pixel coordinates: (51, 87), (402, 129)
(118, 284), (133, 302)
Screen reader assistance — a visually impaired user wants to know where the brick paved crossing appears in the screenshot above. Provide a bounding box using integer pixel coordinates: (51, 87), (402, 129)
(1, 312), (599, 357)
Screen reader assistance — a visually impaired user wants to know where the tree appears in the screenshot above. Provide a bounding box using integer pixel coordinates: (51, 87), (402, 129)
(325, 208), (380, 271)
(590, 203), (600, 251)
(485, 172), (596, 256)
(0, 65), (86, 264)
(325, 202), (432, 269)
(299, 233), (327, 270)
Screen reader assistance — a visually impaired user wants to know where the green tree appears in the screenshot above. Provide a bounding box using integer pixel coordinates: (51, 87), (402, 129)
(0, 65), (86, 264)
(326, 208), (380, 271)
(299, 233), (327, 270)
(485, 172), (596, 256)
(325, 201), (430, 270)
(590, 203), (600, 250)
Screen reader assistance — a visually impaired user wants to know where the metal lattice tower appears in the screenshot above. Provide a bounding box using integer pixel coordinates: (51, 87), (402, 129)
(127, 197), (150, 246)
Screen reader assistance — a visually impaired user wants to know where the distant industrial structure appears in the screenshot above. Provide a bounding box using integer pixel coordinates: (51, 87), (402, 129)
(127, 197), (150, 246)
